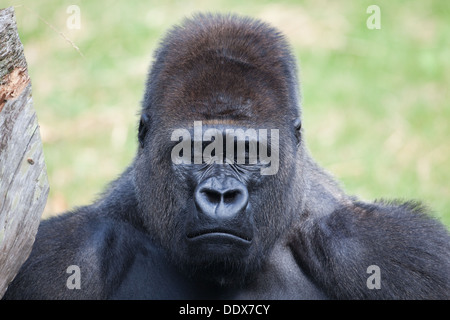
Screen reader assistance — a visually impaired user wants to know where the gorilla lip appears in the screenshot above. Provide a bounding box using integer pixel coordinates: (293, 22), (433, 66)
(187, 229), (252, 243)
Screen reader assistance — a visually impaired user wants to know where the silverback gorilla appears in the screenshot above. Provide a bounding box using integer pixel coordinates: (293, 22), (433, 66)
(4, 13), (450, 300)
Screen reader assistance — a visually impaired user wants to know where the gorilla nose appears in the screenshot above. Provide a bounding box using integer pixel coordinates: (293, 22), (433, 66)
(194, 176), (249, 220)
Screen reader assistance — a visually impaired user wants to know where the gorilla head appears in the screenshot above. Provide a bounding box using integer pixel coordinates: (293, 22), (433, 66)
(134, 14), (304, 285)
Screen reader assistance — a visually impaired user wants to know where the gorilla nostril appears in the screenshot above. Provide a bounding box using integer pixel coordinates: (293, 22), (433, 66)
(202, 189), (221, 204)
(224, 190), (241, 204)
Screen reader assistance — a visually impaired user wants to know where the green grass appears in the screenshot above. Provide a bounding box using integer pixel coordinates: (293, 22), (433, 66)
(5, 0), (450, 227)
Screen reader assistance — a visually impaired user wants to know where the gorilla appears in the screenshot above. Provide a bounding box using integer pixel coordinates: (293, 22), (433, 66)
(4, 13), (450, 300)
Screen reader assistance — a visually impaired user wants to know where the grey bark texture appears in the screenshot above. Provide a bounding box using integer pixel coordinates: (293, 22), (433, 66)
(0, 6), (49, 298)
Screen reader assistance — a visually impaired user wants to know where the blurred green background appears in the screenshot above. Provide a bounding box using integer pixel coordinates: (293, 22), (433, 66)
(3, 0), (449, 227)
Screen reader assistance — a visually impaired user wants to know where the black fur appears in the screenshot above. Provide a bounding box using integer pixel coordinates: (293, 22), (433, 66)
(3, 13), (450, 300)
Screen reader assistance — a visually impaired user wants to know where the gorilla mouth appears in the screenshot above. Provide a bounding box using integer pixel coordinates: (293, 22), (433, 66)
(187, 228), (252, 244)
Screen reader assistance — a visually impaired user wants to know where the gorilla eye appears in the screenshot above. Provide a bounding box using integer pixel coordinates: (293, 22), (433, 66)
(190, 141), (217, 164)
(203, 141), (215, 157)
(232, 140), (257, 165)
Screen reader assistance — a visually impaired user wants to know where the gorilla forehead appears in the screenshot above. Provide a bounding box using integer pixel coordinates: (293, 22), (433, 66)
(158, 49), (289, 123)
(143, 13), (300, 125)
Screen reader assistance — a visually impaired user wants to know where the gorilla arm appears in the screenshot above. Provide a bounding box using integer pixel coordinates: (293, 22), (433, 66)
(290, 198), (450, 299)
(2, 167), (145, 300)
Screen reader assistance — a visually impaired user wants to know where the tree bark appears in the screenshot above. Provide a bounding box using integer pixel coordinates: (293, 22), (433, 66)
(0, 6), (49, 298)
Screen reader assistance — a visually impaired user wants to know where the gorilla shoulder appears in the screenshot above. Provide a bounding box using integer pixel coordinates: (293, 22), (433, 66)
(290, 200), (450, 299)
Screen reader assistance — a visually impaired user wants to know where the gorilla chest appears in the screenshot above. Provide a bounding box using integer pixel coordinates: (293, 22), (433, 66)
(110, 243), (326, 300)
(233, 244), (327, 300)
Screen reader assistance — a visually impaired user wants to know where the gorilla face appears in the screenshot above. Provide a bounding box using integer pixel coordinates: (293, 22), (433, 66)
(136, 117), (300, 285)
(134, 13), (303, 285)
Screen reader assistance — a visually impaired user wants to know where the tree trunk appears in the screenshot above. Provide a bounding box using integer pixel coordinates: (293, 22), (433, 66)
(0, 6), (49, 298)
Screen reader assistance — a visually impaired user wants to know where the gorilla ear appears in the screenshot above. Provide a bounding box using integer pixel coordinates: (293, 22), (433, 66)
(138, 113), (150, 148)
(293, 117), (302, 145)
